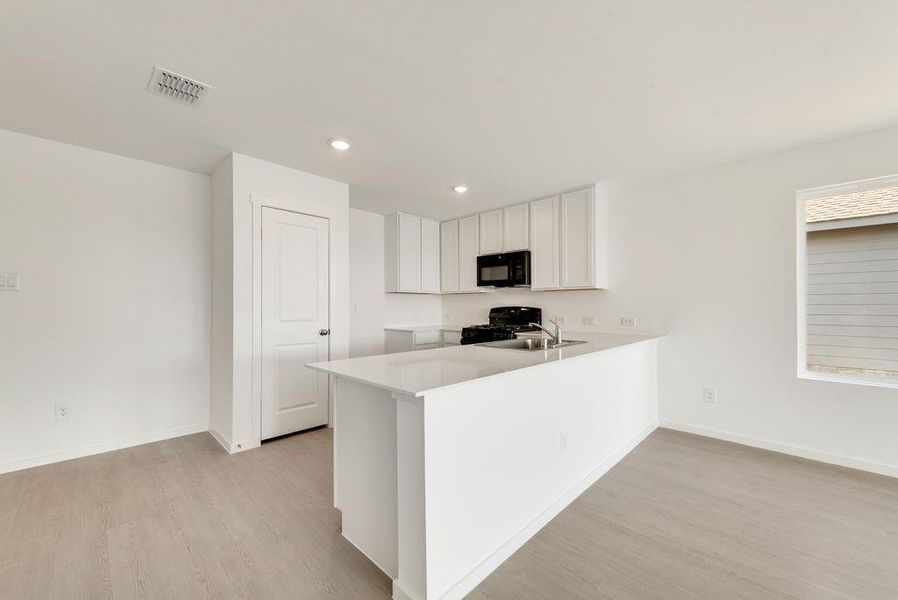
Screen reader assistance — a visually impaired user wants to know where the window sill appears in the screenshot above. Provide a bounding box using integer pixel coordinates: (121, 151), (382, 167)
(798, 369), (898, 390)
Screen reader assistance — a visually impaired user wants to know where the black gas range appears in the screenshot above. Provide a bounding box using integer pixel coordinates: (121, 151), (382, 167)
(460, 306), (542, 345)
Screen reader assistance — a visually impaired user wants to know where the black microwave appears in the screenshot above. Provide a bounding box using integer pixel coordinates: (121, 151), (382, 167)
(476, 250), (531, 287)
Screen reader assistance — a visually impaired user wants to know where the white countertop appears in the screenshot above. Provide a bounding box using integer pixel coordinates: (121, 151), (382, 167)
(384, 325), (464, 332)
(308, 332), (661, 397)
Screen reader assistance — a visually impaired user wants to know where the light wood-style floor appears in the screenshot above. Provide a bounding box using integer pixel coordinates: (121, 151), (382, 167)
(2, 428), (897, 599)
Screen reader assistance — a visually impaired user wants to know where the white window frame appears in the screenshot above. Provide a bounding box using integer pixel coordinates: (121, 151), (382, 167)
(796, 173), (898, 389)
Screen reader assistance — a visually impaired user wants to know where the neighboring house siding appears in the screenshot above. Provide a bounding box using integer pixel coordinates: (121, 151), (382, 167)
(807, 222), (898, 375)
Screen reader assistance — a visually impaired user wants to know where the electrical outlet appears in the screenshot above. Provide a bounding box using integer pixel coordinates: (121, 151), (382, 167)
(553, 316), (567, 326)
(55, 404), (71, 420)
(560, 430), (569, 454)
(1, 273), (20, 291)
(702, 387), (718, 404)
(582, 315), (597, 325)
(620, 316), (635, 327)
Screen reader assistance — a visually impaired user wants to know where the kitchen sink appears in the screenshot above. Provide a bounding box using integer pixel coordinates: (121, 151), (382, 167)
(478, 338), (587, 351)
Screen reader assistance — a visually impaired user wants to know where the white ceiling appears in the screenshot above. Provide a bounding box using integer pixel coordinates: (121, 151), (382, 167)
(4, 1), (898, 219)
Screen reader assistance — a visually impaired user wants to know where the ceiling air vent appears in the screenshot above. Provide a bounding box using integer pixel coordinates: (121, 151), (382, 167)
(146, 66), (211, 106)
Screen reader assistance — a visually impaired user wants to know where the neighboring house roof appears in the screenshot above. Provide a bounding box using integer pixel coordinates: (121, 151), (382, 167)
(806, 186), (898, 223)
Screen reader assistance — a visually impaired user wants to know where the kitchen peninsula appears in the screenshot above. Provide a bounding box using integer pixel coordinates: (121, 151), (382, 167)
(307, 332), (661, 600)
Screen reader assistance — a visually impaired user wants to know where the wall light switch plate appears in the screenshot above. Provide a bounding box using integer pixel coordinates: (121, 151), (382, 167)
(1, 273), (20, 291)
(620, 316), (635, 327)
(582, 316), (598, 325)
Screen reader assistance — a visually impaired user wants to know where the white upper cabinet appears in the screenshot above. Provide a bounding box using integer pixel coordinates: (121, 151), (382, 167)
(503, 203), (529, 251)
(479, 209), (504, 255)
(458, 215), (481, 291)
(529, 196), (559, 289)
(559, 189), (591, 288)
(529, 185), (607, 290)
(421, 218), (441, 293)
(397, 213), (422, 292)
(440, 220), (459, 293)
(559, 186), (608, 289)
(384, 212), (440, 294)
(386, 184), (606, 295)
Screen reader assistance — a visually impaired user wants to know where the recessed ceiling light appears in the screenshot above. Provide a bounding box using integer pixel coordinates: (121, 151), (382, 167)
(453, 185), (468, 194)
(328, 138), (351, 151)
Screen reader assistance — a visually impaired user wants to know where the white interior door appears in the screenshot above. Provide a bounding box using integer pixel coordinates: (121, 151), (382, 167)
(261, 207), (329, 440)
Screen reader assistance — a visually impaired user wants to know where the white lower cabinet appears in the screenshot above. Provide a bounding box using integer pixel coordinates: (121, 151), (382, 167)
(442, 330), (461, 345)
(385, 329), (461, 353)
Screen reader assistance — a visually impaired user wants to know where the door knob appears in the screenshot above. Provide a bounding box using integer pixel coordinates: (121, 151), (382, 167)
(319, 329), (330, 336)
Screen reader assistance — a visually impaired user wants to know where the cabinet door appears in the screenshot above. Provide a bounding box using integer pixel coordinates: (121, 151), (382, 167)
(440, 220), (459, 293)
(503, 203), (529, 251)
(421, 217), (441, 293)
(458, 215), (480, 291)
(559, 188), (594, 288)
(414, 342), (442, 351)
(385, 330), (415, 354)
(530, 196), (559, 289)
(479, 209), (503, 255)
(398, 213), (422, 292)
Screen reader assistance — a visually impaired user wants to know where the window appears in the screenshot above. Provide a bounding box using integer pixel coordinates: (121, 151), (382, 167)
(797, 175), (898, 388)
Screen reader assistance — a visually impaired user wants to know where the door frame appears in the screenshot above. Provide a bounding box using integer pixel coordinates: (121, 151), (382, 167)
(249, 195), (333, 449)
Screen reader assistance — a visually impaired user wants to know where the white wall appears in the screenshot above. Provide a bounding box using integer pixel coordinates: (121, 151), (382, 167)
(349, 207), (443, 358)
(622, 128), (898, 476)
(209, 155), (234, 447)
(446, 125), (898, 476)
(0, 129), (211, 474)
(443, 289), (618, 331)
(212, 154), (350, 451)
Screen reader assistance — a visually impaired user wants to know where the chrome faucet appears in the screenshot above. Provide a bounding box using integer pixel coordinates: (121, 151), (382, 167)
(529, 319), (562, 344)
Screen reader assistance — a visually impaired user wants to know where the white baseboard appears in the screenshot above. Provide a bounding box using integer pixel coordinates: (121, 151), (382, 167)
(0, 422), (209, 476)
(392, 579), (415, 600)
(208, 424), (235, 454)
(341, 531), (396, 581)
(207, 426), (261, 454)
(230, 439), (260, 453)
(439, 419), (659, 600)
(661, 420), (898, 479)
